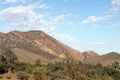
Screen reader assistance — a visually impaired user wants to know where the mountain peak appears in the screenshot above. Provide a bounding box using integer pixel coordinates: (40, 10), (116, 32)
(82, 51), (98, 58)
(0, 30), (84, 64)
(27, 30), (44, 33)
(104, 52), (120, 57)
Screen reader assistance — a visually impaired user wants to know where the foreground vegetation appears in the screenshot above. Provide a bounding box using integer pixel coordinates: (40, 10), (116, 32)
(0, 49), (120, 80)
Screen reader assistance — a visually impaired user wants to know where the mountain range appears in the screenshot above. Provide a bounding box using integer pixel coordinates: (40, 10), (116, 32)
(0, 30), (120, 65)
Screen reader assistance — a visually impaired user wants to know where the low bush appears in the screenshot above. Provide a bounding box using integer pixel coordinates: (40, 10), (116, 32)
(17, 71), (29, 80)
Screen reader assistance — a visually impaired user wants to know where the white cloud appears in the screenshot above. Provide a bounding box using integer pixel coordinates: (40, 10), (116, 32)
(81, 16), (106, 24)
(0, 6), (34, 21)
(3, 0), (27, 4)
(53, 14), (65, 22)
(4, 0), (17, 4)
(110, 0), (120, 14)
(0, 5), (57, 33)
(53, 33), (78, 44)
(112, 0), (120, 5)
(53, 13), (74, 23)
(0, 4), (73, 34)
(81, 0), (120, 25)
(39, 4), (51, 9)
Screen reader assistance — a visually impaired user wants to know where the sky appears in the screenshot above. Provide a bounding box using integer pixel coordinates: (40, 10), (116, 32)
(0, 0), (120, 54)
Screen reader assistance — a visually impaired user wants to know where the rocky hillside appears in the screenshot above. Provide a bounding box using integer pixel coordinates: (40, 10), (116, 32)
(83, 52), (120, 66)
(0, 30), (84, 64)
(82, 51), (98, 58)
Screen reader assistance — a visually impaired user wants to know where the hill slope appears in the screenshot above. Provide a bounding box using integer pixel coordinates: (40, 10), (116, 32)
(83, 52), (120, 66)
(0, 30), (84, 64)
(82, 51), (98, 58)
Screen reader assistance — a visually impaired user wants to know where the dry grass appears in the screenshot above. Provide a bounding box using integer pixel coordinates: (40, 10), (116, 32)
(0, 72), (35, 80)
(0, 73), (18, 80)
(11, 48), (61, 65)
(11, 48), (50, 64)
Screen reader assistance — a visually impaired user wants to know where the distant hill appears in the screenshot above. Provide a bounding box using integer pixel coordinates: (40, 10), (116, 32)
(83, 52), (120, 66)
(0, 30), (84, 64)
(82, 51), (99, 58)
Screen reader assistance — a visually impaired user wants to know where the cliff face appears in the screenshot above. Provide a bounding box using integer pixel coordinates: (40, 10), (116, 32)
(0, 30), (84, 63)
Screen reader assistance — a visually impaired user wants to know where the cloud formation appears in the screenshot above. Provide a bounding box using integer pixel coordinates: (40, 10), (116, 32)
(4, 0), (17, 4)
(81, 16), (106, 24)
(39, 4), (51, 9)
(112, 0), (120, 5)
(0, 5), (56, 33)
(53, 33), (77, 44)
(3, 0), (26, 4)
(53, 14), (65, 22)
(111, 0), (120, 14)
(0, 3), (74, 34)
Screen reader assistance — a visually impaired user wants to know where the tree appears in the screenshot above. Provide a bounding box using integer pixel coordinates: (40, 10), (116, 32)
(64, 53), (83, 80)
(33, 67), (46, 80)
(104, 65), (120, 80)
(47, 62), (65, 80)
(0, 61), (8, 74)
(0, 49), (18, 73)
(111, 61), (120, 70)
(34, 60), (42, 67)
(14, 62), (33, 73)
(47, 62), (64, 72)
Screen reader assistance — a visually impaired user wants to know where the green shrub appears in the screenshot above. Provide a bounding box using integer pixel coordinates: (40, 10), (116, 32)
(14, 62), (33, 73)
(17, 71), (29, 80)
(33, 67), (46, 80)
(0, 49), (18, 73)
(34, 60), (42, 67)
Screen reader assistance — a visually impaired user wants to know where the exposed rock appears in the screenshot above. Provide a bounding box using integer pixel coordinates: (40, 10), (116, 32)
(0, 30), (84, 64)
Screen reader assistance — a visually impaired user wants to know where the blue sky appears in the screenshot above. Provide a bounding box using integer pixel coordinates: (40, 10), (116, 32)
(0, 0), (120, 54)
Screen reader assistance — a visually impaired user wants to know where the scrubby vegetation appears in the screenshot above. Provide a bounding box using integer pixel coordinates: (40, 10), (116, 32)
(0, 49), (120, 80)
